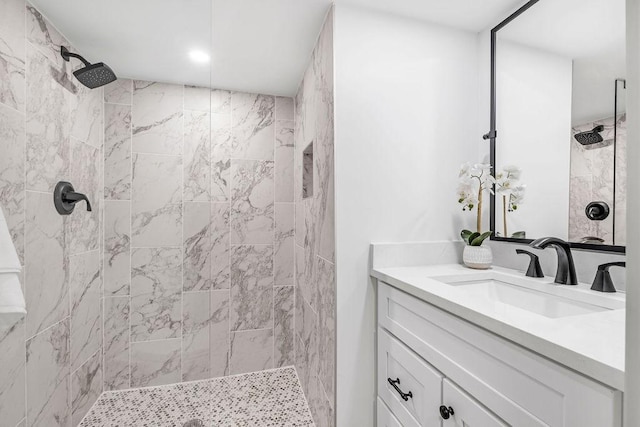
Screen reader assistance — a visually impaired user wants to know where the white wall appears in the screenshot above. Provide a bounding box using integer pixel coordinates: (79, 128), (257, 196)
(624, 0), (640, 424)
(495, 40), (572, 239)
(334, 5), (481, 425)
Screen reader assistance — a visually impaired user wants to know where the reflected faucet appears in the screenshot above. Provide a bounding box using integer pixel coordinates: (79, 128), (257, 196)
(530, 237), (578, 286)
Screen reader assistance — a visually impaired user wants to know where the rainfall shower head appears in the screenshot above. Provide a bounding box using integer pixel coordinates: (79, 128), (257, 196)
(574, 125), (605, 145)
(60, 46), (117, 89)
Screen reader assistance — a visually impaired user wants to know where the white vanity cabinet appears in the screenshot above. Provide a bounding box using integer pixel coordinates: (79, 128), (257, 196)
(376, 282), (622, 427)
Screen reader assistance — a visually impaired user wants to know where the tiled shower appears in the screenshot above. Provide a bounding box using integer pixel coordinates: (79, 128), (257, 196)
(0, 0), (335, 426)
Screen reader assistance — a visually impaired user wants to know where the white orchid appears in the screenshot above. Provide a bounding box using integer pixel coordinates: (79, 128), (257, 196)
(457, 162), (495, 232)
(495, 165), (526, 237)
(495, 165), (522, 194)
(508, 184), (526, 211)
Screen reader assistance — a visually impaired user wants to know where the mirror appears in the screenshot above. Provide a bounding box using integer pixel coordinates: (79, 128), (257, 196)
(489, 0), (626, 251)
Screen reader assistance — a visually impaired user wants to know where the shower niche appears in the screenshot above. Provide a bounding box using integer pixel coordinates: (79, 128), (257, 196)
(487, 0), (627, 251)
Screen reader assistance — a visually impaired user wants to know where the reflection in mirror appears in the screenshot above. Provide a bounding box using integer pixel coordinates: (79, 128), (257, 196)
(493, 0), (626, 249)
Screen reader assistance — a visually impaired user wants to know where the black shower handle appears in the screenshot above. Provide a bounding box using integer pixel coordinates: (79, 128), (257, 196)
(53, 181), (92, 215)
(63, 191), (92, 211)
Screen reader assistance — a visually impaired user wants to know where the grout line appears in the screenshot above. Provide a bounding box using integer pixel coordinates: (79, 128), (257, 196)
(128, 78), (133, 391)
(22, 5), (28, 423)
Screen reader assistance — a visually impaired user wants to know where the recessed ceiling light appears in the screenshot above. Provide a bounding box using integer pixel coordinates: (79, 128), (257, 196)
(189, 50), (210, 64)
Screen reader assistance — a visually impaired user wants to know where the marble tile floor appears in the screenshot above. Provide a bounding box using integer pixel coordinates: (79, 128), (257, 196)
(79, 367), (315, 427)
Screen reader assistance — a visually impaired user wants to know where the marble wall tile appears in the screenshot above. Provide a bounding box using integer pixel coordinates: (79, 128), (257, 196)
(185, 86), (210, 112)
(26, 5), (69, 69)
(71, 350), (102, 426)
(316, 92), (335, 263)
(104, 103), (132, 200)
(182, 291), (210, 381)
(131, 153), (182, 247)
(26, 319), (70, 426)
(103, 296), (130, 391)
(293, 11), (335, 419)
(0, 104), (26, 264)
(184, 110), (211, 201)
(104, 200), (131, 296)
(69, 138), (101, 254)
(69, 250), (102, 371)
(230, 160), (274, 244)
(274, 286), (294, 367)
(184, 202), (212, 291)
(0, 0), (25, 112)
(569, 114), (624, 246)
(211, 113), (231, 201)
(72, 85), (103, 148)
(25, 191), (67, 337)
(230, 244), (273, 331)
(0, 318), (25, 426)
(132, 81), (183, 155)
(309, 373), (333, 427)
(25, 44), (70, 192)
(131, 338), (181, 387)
(275, 203), (295, 286)
(296, 240), (317, 312)
(211, 203), (230, 290)
(296, 296), (318, 396)
(104, 79), (133, 105)
(230, 328), (273, 375)
(210, 290), (230, 377)
(131, 247), (182, 342)
(211, 89), (231, 114)
(231, 92), (275, 160)
(615, 115), (627, 245)
(275, 121), (295, 202)
(316, 257), (335, 403)
(276, 97), (294, 122)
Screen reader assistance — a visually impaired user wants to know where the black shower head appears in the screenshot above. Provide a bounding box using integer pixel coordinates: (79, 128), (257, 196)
(574, 125), (604, 145)
(60, 46), (117, 89)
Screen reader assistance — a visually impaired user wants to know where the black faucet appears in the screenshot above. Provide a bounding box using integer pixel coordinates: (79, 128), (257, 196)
(530, 237), (578, 286)
(591, 262), (625, 293)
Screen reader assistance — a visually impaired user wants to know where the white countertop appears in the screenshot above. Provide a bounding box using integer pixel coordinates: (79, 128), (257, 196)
(371, 264), (625, 391)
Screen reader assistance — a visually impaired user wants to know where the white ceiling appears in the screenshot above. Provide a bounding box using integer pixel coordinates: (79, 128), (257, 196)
(338, 0), (527, 32)
(30, 0), (530, 96)
(30, 0), (332, 96)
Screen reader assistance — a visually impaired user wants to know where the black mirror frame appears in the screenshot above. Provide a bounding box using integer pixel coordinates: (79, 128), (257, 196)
(485, 0), (625, 254)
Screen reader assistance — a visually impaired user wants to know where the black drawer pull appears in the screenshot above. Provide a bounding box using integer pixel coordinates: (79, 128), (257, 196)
(439, 405), (455, 420)
(387, 378), (413, 401)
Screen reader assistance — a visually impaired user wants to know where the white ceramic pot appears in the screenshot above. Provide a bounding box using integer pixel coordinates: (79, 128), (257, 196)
(463, 244), (493, 270)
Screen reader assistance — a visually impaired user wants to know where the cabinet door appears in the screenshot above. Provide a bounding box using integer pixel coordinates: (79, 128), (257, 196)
(441, 380), (507, 427)
(378, 328), (443, 427)
(378, 397), (404, 427)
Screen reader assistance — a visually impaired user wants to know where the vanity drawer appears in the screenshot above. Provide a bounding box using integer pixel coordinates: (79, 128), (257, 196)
(378, 282), (622, 427)
(378, 327), (443, 427)
(377, 397), (404, 427)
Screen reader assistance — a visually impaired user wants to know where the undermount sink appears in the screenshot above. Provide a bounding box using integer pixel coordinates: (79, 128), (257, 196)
(430, 270), (625, 319)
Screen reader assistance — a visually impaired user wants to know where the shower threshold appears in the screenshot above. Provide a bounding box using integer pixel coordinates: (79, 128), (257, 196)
(79, 367), (315, 427)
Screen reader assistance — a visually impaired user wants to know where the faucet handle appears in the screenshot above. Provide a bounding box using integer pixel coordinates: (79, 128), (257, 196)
(591, 262), (626, 293)
(516, 249), (544, 278)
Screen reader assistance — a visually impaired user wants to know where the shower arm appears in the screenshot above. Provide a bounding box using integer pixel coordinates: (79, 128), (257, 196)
(60, 46), (91, 67)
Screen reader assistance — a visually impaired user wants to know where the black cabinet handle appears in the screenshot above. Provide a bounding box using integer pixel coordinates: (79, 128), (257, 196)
(387, 378), (413, 401)
(439, 405), (455, 420)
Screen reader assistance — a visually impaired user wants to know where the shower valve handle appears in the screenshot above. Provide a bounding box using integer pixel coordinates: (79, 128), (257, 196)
(53, 181), (92, 215)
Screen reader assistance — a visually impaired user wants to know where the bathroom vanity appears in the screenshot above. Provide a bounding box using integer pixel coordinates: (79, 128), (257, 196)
(372, 264), (624, 427)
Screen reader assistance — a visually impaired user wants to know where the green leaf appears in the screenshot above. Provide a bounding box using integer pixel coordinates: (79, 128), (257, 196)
(460, 229), (474, 244)
(467, 232), (481, 245)
(470, 231), (493, 246)
(511, 231), (526, 239)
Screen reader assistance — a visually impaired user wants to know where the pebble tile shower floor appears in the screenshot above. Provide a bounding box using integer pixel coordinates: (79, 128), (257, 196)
(79, 367), (315, 427)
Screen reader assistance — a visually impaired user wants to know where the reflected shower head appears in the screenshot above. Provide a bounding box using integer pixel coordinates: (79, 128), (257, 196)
(60, 46), (117, 89)
(574, 125), (604, 145)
